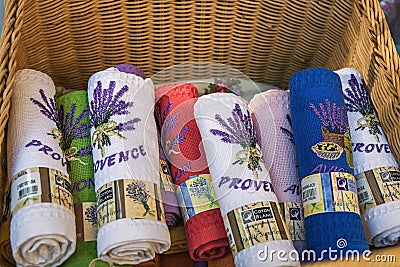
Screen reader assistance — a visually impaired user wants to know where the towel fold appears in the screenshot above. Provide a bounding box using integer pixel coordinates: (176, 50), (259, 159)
(289, 68), (369, 259)
(208, 252), (235, 267)
(194, 93), (299, 267)
(164, 226), (188, 255)
(336, 68), (400, 248)
(249, 90), (306, 254)
(155, 82), (229, 261)
(88, 67), (170, 265)
(7, 69), (76, 266)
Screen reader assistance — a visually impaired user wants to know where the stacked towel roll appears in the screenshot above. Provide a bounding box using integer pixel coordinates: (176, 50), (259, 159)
(7, 69), (76, 266)
(249, 89), (306, 254)
(195, 93), (299, 267)
(164, 226), (188, 255)
(56, 90), (106, 266)
(88, 67), (170, 265)
(336, 68), (400, 247)
(289, 68), (369, 259)
(155, 82), (229, 261)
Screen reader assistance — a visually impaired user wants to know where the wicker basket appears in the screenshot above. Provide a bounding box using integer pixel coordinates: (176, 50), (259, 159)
(0, 0), (399, 266)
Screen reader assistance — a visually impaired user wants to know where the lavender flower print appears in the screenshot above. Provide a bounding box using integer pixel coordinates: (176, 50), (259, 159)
(309, 99), (353, 166)
(210, 103), (263, 178)
(165, 125), (189, 157)
(343, 74), (382, 142)
(84, 205), (97, 226)
(89, 81), (140, 157)
(280, 114), (295, 145)
(31, 89), (91, 165)
(126, 181), (155, 217)
(189, 177), (217, 208)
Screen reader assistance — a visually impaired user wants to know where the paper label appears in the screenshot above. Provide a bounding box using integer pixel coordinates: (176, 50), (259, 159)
(176, 174), (219, 224)
(223, 201), (289, 256)
(301, 172), (359, 218)
(159, 159), (175, 192)
(96, 179), (165, 229)
(356, 166), (400, 214)
(280, 202), (305, 241)
(75, 202), (98, 242)
(10, 167), (73, 215)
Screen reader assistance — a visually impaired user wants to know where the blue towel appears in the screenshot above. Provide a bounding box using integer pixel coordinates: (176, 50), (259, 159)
(289, 68), (368, 260)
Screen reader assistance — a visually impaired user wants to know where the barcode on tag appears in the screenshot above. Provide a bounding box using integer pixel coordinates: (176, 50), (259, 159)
(301, 176), (320, 205)
(18, 185), (39, 200)
(356, 177), (373, 205)
(358, 191), (370, 203)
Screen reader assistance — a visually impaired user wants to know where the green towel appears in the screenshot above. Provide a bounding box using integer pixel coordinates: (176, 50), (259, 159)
(57, 90), (110, 267)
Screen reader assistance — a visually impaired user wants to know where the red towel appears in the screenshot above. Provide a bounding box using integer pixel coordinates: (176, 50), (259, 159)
(155, 82), (229, 261)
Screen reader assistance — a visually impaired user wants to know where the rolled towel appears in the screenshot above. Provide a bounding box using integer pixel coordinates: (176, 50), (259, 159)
(164, 226), (188, 255)
(55, 90), (108, 266)
(336, 68), (400, 247)
(135, 254), (160, 267)
(155, 83), (229, 261)
(249, 89), (306, 254)
(88, 67), (170, 265)
(289, 68), (369, 259)
(194, 93), (299, 267)
(7, 69), (76, 266)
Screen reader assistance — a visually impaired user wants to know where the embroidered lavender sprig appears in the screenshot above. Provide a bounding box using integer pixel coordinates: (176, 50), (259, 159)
(343, 74), (381, 141)
(210, 103), (263, 178)
(89, 81), (140, 157)
(155, 101), (172, 127)
(165, 125), (189, 156)
(31, 89), (91, 165)
(309, 99), (347, 135)
(280, 114), (295, 145)
(126, 181), (154, 217)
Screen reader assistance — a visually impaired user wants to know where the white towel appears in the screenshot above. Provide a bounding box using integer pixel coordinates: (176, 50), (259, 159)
(7, 69), (76, 266)
(88, 67), (170, 265)
(336, 68), (400, 247)
(194, 93), (299, 267)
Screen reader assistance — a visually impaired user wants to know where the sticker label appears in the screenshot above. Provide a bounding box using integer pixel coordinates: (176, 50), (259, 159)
(301, 172), (359, 218)
(96, 179), (165, 229)
(356, 166), (400, 214)
(10, 167), (73, 215)
(75, 202), (98, 242)
(223, 201), (289, 256)
(280, 202), (305, 241)
(176, 174), (219, 224)
(159, 159), (175, 192)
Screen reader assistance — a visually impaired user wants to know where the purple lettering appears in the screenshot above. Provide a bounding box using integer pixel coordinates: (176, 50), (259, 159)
(365, 144), (374, 153)
(219, 176), (230, 187)
(94, 160), (99, 173)
(25, 140), (42, 147)
(77, 179), (87, 192)
(100, 158), (107, 171)
(51, 152), (61, 160)
(88, 178), (95, 189)
(229, 178), (242, 189)
(284, 184), (297, 194)
(263, 181), (274, 192)
(376, 144), (384, 153)
(139, 145), (146, 156)
(310, 164), (326, 174)
(131, 148), (139, 159)
(39, 145), (53, 155)
(353, 143), (364, 153)
(61, 158), (67, 167)
(253, 180), (263, 191)
(108, 153), (116, 167)
(119, 151), (129, 163)
(182, 161), (191, 173)
(384, 144), (391, 153)
(241, 179), (252, 190)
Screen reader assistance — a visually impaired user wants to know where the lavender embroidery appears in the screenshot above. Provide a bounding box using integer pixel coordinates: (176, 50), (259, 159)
(189, 177), (217, 208)
(343, 74), (381, 142)
(164, 125), (189, 156)
(30, 89), (91, 165)
(309, 99), (347, 135)
(89, 81), (140, 157)
(84, 205), (97, 226)
(280, 114), (295, 144)
(126, 181), (154, 217)
(210, 103), (263, 178)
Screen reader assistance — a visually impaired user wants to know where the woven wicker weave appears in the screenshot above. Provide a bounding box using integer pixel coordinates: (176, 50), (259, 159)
(0, 0), (399, 264)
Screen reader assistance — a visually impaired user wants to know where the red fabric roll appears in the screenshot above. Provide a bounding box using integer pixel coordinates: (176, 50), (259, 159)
(155, 82), (229, 261)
